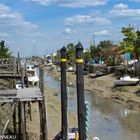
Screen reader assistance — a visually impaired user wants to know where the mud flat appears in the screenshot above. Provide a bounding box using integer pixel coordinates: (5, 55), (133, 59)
(46, 67), (140, 111)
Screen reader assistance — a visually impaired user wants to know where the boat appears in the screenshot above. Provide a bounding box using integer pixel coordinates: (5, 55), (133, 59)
(67, 66), (74, 72)
(114, 75), (139, 86)
(26, 64), (39, 85)
(90, 71), (107, 78)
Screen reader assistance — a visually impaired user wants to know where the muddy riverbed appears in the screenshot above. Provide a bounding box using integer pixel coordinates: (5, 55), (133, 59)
(45, 73), (140, 140)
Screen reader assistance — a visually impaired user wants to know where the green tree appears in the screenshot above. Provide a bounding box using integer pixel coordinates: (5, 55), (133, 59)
(90, 44), (100, 59)
(0, 40), (11, 58)
(84, 49), (91, 63)
(97, 40), (114, 49)
(120, 26), (140, 60)
(120, 26), (136, 52)
(66, 43), (75, 65)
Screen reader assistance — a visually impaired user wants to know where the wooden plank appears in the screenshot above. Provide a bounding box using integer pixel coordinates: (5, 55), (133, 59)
(0, 75), (22, 79)
(0, 87), (43, 102)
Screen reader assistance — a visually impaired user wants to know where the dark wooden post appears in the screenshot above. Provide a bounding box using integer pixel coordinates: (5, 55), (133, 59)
(60, 47), (68, 140)
(13, 105), (17, 135)
(18, 102), (21, 139)
(17, 52), (20, 75)
(75, 42), (86, 140)
(21, 67), (24, 88)
(18, 102), (26, 140)
(13, 57), (16, 75)
(21, 102), (26, 140)
(39, 67), (47, 140)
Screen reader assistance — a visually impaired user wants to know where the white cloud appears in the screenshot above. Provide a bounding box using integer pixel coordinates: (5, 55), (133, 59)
(63, 28), (76, 35)
(23, 0), (108, 7)
(113, 3), (128, 10)
(65, 15), (111, 25)
(0, 32), (8, 37)
(129, 0), (140, 2)
(94, 30), (110, 36)
(110, 3), (140, 17)
(0, 3), (37, 35)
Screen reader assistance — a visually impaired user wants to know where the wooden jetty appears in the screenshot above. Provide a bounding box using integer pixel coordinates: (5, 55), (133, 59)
(0, 57), (47, 140)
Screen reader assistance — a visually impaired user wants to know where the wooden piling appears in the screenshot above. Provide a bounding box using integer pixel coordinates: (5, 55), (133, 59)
(39, 67), (47, 140)
(21, 66), (25, 88)
(60, 47), (68, 140)
(18, 101), (26, 140)
(21, 102), (26, 140)
(75, 42), (86, 140)
(13, 105), (17, 135)
(13, 57), (16, 75)
(18, 102), (21, 139)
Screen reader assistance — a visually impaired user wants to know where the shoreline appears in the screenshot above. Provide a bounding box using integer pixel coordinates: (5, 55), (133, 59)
(46, 67), (140, 111)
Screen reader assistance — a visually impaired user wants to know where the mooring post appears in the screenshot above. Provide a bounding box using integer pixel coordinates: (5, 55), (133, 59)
(18, 102), (21, 139)
(75, 42), (86, 140)
(21, 66), (25, 88)
(21, 102), (26, 140)
(13, 57), (16, 75)
(17, 52), (20, 75)
(13, 104), (17, 135)
(18, 101), (26, 140)
(39, 67), (47, 140)
(60, 47), (68, 140)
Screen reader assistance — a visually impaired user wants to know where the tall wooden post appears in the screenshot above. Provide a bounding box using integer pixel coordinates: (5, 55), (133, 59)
(18, 102), (21, 139)
(21, 67), (24, 88)
(21, 102), (26, 140)
(17, 52), (20, 75)
(75, 42), (86, 140)
(18, 102), (26, 140)
(39, 67), (47, 140)
(13, 105), (17, 135)
(13, 57), (16, 75)
(60, 47), (68, 140)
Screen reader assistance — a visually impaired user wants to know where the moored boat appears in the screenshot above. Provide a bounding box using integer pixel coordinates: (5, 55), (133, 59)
(114, 75), (139, 86)
(26, 64), (39, 85)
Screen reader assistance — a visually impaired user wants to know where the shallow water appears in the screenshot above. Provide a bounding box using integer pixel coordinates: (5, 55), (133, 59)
(45, 74), (140, 140)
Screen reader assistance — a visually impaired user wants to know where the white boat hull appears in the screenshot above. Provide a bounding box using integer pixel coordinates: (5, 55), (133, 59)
(114, 77), (139, 86)
(26, 65), (39, 85)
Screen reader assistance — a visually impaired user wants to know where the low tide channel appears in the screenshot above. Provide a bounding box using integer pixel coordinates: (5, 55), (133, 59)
(45, 74), (140, 140)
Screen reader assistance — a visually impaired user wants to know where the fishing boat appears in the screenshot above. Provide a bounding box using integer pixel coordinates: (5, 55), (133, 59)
(114, 75), (139, 86)
(90, 71), (107, 78)
(26, 64), (39, 85)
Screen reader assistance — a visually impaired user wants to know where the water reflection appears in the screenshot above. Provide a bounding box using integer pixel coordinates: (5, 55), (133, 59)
(45, 74), (140, 140)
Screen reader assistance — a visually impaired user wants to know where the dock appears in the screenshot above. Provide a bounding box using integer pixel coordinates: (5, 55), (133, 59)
(0, 57), (47, 140)
(0, 87), (43, 102)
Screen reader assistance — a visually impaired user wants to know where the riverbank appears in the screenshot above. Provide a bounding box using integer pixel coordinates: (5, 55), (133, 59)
(46, 67), (140, 111)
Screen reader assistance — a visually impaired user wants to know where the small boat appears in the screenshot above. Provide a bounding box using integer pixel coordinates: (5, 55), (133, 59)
(26, 64), (39, 85)
(67, 66), (74, 72)
(90, 71), (107, 78)
(114, 75), (139, 86)
(15, 81), (22, 90)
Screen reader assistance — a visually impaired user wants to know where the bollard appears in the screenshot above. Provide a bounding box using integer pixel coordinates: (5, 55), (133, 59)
(61, 47), (68, 140)
(75, 42), (86, 140)
(85, 101), (90, 140)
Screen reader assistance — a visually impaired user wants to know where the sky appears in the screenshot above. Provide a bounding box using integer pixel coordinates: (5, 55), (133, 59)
(0, 0), (140, 57)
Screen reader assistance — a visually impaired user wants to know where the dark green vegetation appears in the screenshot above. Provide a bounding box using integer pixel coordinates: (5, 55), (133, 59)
(0, 40), (11, 58)
(53, 26), (140, 66)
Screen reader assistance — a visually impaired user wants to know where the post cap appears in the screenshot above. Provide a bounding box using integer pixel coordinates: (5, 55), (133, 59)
(61, 46), (66, 52)
(75, 42), (83, 50)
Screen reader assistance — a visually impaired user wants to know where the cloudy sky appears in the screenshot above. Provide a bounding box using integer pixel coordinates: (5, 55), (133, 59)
(0, 0), (140, 56)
